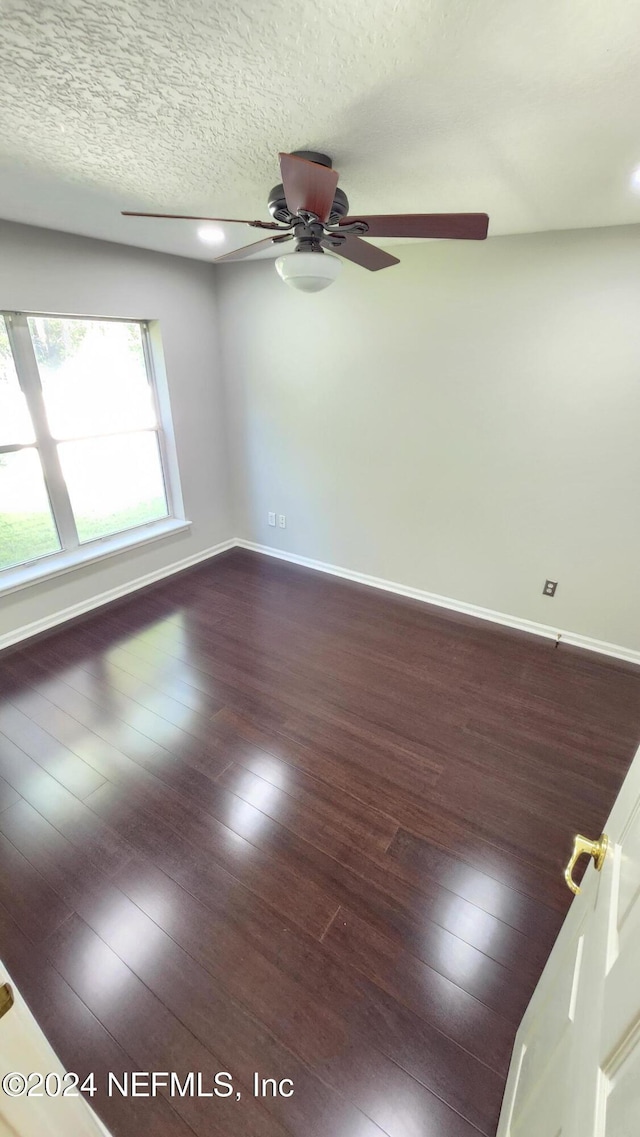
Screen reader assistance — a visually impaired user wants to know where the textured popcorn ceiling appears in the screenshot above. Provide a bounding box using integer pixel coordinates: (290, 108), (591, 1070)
(2, 0), (640, 261)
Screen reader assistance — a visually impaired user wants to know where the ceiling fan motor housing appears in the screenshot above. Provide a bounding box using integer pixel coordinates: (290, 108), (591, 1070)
(267, 151), (349, 224)
(267, 183), (349, 224)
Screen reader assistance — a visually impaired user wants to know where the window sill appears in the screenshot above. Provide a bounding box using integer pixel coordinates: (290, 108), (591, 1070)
(0, 518), (192, 598)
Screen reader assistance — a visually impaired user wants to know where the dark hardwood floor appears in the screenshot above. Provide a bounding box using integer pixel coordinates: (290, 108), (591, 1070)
(1, 548), (639, 1136)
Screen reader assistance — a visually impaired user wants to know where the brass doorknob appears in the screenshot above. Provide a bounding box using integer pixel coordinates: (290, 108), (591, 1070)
(0, 983), (13, 1021)
(564, 833), (608, 895)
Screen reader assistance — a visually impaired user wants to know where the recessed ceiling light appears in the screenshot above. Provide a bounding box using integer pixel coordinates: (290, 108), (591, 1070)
(631, 166), (640, 194)
(197, 225), (225, 245)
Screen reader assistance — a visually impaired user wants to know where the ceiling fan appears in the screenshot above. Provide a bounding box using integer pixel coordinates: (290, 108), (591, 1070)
(123, 150), (489, 292)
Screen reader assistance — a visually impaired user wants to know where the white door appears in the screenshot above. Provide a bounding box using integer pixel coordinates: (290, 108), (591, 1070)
(498, 740), (640, 1136)
(0, 962), (112, 1137)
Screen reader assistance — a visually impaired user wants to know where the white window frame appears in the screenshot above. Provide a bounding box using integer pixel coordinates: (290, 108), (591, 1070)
(0, 312), (189, 596)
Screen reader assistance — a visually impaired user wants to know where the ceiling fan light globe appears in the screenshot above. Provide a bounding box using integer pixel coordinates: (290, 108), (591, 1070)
(275, 250), (341, 292)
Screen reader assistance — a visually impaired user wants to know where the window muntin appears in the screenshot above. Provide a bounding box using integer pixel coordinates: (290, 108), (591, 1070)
(0, 449), (61, 571)
(0, 315), (34, 446)
(0, 313), (172, 575)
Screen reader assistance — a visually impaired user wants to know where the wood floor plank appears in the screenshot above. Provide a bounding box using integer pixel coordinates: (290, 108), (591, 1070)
(217, 759), (398, 855)
(346, 978), (505, 1135)
(44, 915), (291, 1137)
(115, 846), (503, 1132)
(2, 671), (232, 796)
(0, 734), (135, 875)
(209, 707), (569, 916)
(44, 908), (390, 1137)
(214, 740), (399, 845)
(0, 800), (345, 1064)
(210, 707), (443, 840)
(0, 701), (106, 799)
(0, 905), (196, 1137)
(5, 653), (226, 774)
(208, 704), (568, 936)
(0, 802), (388, 1136)
(320, 836), (554, 976)
(0, 829), (72, 944)
(0, 773), (20, 814)
(83, 760), (536, 1021)
(386, 828), (565, 941)
(76, 636), (226, 719)
(70, 614), (299, 732)
(110, 854), (349, 1064)
(19, 641), (224, 750)
(314, 1040), (484, 1137)
(322, 904), (515, 1075)
(83, 777), (337, 939)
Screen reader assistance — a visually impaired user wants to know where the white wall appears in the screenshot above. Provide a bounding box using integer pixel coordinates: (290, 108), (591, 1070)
(0, 220), (230, 641)
(218, 224), (640, 652)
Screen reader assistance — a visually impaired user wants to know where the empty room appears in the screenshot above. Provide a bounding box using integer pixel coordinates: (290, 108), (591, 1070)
(1, 1), (640, 1134)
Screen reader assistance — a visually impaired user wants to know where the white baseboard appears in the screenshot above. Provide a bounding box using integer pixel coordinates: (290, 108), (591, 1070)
(3, 535), (638, 668)
(236, 539), (640, 667)
(0, 538), (236, 652)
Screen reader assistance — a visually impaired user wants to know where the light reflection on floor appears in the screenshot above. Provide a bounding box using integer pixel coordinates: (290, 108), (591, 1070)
(434, 875), (503, 963)
(223, 776), (285, 844)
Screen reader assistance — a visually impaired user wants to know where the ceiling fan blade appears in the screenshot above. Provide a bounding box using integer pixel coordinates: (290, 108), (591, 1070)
(323, 235), (400, 272)
(121, 212), (283, 230)
(279, 153), (339, 222)
(212, 234), (293, 264)
(340, 213), (489, 240)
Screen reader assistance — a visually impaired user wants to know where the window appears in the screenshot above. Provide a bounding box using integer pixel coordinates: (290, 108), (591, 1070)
(0, 313), (185, 586)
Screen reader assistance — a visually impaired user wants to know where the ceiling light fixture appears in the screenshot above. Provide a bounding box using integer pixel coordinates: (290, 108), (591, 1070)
(197, 224), (225, 245)
(274, 248), (342, 292)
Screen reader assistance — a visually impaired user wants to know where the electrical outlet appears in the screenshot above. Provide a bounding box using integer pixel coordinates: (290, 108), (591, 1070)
(278, 514), (286, 529)
(543, 579), (558, 597)
(268, 512), (276, 526)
